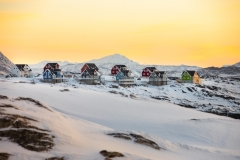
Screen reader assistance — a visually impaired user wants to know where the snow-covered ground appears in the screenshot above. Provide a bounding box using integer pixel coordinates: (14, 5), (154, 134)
(0, 77), (240, 160)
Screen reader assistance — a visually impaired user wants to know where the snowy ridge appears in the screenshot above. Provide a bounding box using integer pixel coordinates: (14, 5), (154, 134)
(234, 62), (240, 67)
(0, 52), (14, 75)
(29, 60), (74, 69)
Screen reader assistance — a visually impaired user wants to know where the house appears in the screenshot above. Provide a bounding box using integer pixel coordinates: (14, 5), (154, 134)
(79, 63), (101, 85)
(11, 64), (32, 77)
(43, 63), (64, 83)
(111, 65), (127, 75)
(181, 70), (202, 84)
(142, 67), (157, 78)
(81, 63), (99, 73)
(149, 71), (167, 86)
(43, 63), (60, 73)
(116, 69), (135, 86)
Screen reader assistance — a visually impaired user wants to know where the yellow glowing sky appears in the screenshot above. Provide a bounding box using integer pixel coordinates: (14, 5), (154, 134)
(0, 0), (240, 67)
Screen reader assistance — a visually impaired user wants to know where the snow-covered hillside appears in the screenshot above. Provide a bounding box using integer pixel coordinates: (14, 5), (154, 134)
(0, 52), (14, 75)
(0, 78), (240, 160)
(234, 62), (240, 67)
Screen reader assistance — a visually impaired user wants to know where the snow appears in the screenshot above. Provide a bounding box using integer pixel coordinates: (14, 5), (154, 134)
(0, 77), (240, 159)
(0, 52), (14, 74)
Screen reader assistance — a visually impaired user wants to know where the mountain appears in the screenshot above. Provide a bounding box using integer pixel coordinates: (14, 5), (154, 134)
(199, 66), (240, 77)
(88, 53), (139, 65)
(29, 60), (72, 68)
(233, 62), (240, 67)
(0, 52), (14, 75)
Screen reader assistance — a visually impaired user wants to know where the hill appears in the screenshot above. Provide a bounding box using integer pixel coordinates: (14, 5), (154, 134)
(0, 52), (14, 75)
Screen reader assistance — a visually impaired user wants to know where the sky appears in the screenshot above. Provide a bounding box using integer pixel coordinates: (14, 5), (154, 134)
(0, 0), (240, 67)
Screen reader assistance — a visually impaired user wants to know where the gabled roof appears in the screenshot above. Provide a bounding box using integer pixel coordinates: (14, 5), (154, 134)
(153, 71), (166, 78)
(86, 63), (99, 71)
(182, 70), (197, 77)
(15, 64), (25, 71)
(43, 69), (54, 75)
(145, 67), (157, 72)
(115, 65), (126, 69)
(47, 63), (59, 68)
(15, 64), (31, 71)
(82, 68), (97, 76)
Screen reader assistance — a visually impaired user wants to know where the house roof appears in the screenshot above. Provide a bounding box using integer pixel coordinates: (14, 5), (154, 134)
(86, 63), (99, 71)
(182, 70), (197, 77)
(145, 67), (157, 72)
(15, 64), (31, 71)
(154, 71), (165, 77)
(43, 69), (54, 75)
(115, 65), (126, 69)
(47, 63), (59, 68)
(15, 64), (25, 71)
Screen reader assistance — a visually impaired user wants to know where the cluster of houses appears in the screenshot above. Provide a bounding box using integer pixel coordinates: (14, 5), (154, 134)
(11, 63), (202, 86)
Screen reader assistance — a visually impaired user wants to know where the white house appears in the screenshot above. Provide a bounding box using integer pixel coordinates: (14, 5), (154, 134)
(11, 64), (32, 78)
(149, 71), (167, 86)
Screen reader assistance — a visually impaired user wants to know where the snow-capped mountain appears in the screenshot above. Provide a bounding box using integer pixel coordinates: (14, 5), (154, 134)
(29, 60), (73, 69)
(234, 62), (240, 67)
(0, 52), (14, 75)
(88, 53), (139, 65)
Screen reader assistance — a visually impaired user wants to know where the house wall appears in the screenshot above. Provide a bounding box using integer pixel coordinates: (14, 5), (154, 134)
(149, 80), (167, 86)
(111, 66), (120, 75)
(149, 73), (167, 86)
(142, 68), (151, 77)
(43, 70), (53, 80)
(193, 73), (200, 84)
(11, 67), (20, 77)
(81, 64), (89, 73)
(116, 72), (124, 81)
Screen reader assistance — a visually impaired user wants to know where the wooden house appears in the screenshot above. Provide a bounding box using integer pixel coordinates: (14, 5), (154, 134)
(116, 69), (135, 86)
(11, 64), (32, 78)
(79, 63), (101, 85)
(111, 65), (127, 75)
(181, 70), (201, 84)
(43, 63), (64, 83)
(81, 63), (99, 73)
(142, 67), (157, 78)
(149, 71), (167, 86)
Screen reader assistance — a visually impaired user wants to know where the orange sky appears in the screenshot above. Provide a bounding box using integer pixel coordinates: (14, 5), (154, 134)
(0, 0), (240, 67)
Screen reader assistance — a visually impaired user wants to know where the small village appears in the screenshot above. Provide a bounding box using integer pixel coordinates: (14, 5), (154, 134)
(10, 62), (204, 86)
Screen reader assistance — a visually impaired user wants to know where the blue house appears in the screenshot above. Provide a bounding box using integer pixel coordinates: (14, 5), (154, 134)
(115, 69), (135, 86)
(43, 69), (53, 82)
(43, 63), (64, 83)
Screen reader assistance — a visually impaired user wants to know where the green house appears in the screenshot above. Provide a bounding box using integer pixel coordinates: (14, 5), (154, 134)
(181, 70), (200, 83)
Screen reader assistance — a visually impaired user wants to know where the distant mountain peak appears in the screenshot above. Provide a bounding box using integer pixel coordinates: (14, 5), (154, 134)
(87, 53), (139, 65)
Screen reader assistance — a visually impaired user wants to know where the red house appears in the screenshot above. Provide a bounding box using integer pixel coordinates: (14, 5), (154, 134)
(111, 65), (127, 75)
(142, 67), (157, 77)
(81, 63), (99, 73)
(43, 63), (60, 73)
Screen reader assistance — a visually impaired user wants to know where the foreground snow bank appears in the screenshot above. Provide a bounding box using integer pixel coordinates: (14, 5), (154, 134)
(0, 80), (240, 159)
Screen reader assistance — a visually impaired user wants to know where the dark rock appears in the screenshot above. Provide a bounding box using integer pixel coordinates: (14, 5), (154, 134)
(0, 153), (11, 160)
(100, 150), (124, 159)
